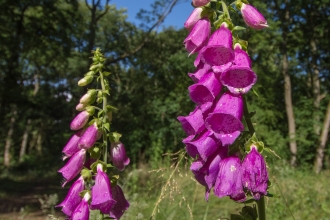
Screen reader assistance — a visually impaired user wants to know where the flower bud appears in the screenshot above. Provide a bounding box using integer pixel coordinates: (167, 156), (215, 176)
(58, 149), (86, 187)
(78, 123), (99, 149)
(110, 142), (130, 171)
(56, 176), (85, 216)
(70, 111), (91, 130)
(184, 8), (203, 32)
(241, 3), (268, 30)
(78, 75), (93, 87)
(184, 18), (211, 56)
(62, 131), (84, 160)
(241, 146), (268, 200)
(76, 103), (88, 111)
(80, 89), (97, 105)
(90, 164), (117, 213)
(71, 192), (90, 220)
(192, 0), (210, 7)
(109, 185), (130, 219)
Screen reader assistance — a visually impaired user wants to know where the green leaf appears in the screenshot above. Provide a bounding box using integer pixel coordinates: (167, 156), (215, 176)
(252, 88), (260, 97)
(263, 147), (281, 159)
(103, 122), (110, 131)
(103, 71), (111, 76)
(98, 110), (104, 118)
(233, 26), (246, 32)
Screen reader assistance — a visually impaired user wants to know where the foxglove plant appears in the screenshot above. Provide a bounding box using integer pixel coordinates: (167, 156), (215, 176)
(57, 49), (130, 219)
(178, 1), (274, 219)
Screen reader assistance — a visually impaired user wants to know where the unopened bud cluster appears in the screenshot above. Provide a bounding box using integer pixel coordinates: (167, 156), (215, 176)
(57, 49), (130, 219)
(178, 0), (269, 203)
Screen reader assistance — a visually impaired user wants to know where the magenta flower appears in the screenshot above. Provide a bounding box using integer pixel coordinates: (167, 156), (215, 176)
(58, 149), (86, 187)
(220, 44), (257, 94)
(192, 0), (210, 7)
(109, 185), (130, 219)
(188, 71), (222, 105)
(185, 130), (220, 161)
(212, 62), (232, 74)
(214, 130), (241, 146)
(188, 61), (211, 83)
(78, 123), (99, 149)
(184, 18), (211, 56)
(200, 23), (235, 66)
(241, 146), (268, 200)
(184, 8), (203, 32)
(71, 192), (90, 220)
(177, 107), (205, 136)
(70, 111), (90, 130)
(90, 164), (117, 213)
(56, 176), (84, 216)
(110, 142), (130, 171)
(205, 92), (244, 134)
(62, 131), (84, 160)
(214, 156), (246, 202)
(241, 3), (268, 29)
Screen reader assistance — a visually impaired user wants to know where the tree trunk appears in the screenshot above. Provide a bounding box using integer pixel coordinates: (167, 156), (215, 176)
(4, 109), (17, 167)
(281, 8), (298, 166)
(19, 119), (31, 162)
(314, 100), (330, 173)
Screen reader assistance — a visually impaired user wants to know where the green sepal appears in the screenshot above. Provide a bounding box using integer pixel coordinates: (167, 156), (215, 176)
(109, 132), (122, 143)
(233, 37), (248, 51)
(85, 106), (95, 115)
(233, 26), (246, 32)
(244, 133), (265, 153)
(80, 168), (92, 180)
(107, 105), (118, 112)
(107, 163), (114, 168)
(111, 175), (119, 185)
(87, 118), (96, 126)
(85, 71), (95, 76)
(90, 160), (107, 173)
(88, 146), (101, 159)
(103, 122), (110, 132)
(98, 110), (104, 118)
(103, 71), (111, 76)
(79, 190), (90, 199)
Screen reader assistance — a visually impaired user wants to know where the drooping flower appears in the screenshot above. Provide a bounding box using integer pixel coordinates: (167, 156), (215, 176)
(240, 3), (268, 30)
(56, 176), (85, 216)
(109, 185), (130, 219)
(90, 164), (117, 213)
(188, 61), (211, 83)
(184, 18), (211, 56)
(241, 146), (268, 200)
(192, 0), (210, 7)
(185, 130), (220, 161)
(188, 71), (222, 105)
(200, 22), (235, 66)
(62, 130), (84, 160)
(220, 44), (257, 94)
(177, 106), (206, 136)
(110, 142), (130, 171)
(214, 156), (246, 202)
(184, 8), (203, 32)
(70, 111), (90, 131)
(58, 149), (86, 187)
(78, 123), (99, 149)
(205, 92), (244, 134)
(71, 192), (90, 220)
(214, 131), (241, 146)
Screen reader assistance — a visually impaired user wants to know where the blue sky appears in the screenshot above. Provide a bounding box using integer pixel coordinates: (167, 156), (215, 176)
(110, 0), (192, 29)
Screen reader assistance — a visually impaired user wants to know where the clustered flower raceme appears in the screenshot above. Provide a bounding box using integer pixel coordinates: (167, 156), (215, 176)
(178, 2), (269, 202)
(56, 49), (130, 219)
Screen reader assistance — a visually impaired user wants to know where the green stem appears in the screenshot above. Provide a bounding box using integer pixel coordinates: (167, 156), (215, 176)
(243, 95), (266, 220)
(99, 70), (108, 164)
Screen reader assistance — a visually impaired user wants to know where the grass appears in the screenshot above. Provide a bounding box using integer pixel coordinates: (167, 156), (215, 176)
(1, 157), (330, 220)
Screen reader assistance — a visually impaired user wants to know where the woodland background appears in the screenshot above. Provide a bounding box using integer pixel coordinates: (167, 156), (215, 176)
(0, 0), (330, 219)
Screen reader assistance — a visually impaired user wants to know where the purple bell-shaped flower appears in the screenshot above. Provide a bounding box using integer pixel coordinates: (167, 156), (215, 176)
(188, 61), (211, 83)
(62, 131), (84, 160)
(90, 164), (117, 213)
(177, 106), (206, 136)
(241, 146), (268, 200)
(205, 92), (244, 134)
(188, 71), (222, 105)
(241, 3), (268, 30)
(70, 111), (90, 130)
(58, 149), (86, 187)
(56, 176), (84, 216)
(71, 192), (90, 220)
(192, 0), (210, 7)
(214, 156), (246, 202)
(220, 44), (257, 94)
(78, 123), (99, 149)
(110, 142), (130, 171)
(200, 22), (235, 66)
(109, 185), (130, 219)
(184, 18), (211, 56)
